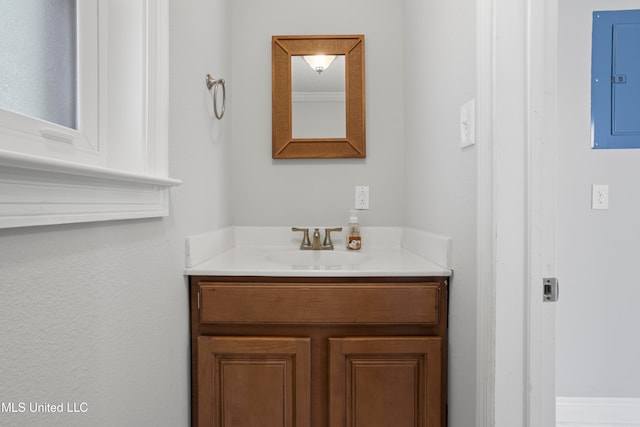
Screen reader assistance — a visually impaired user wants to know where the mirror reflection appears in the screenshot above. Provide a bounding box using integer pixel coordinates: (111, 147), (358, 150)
(291, 55), (346, 138)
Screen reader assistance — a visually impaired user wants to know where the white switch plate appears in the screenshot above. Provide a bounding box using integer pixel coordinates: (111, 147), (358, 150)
(355, 186), (369, 210)
(460, 98), (475, 149)
(591, 184), (609, 210)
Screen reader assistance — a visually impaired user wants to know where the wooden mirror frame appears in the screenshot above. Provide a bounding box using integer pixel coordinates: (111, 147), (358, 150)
(272, 35), (365, 159)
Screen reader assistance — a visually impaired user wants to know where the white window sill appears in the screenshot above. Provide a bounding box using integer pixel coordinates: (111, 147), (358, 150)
(0, 149), (181, 229)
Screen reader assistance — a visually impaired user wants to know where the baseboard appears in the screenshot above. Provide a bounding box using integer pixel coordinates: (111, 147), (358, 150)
(557, 397), (640, 427)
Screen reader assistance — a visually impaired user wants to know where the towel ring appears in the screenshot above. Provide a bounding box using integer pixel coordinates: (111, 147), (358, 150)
(205, 74), (226, 120)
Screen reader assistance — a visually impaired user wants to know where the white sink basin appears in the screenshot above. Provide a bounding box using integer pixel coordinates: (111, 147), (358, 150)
(264, 250), (370, 267)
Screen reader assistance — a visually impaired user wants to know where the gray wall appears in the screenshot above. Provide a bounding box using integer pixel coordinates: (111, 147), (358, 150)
(0, 1), (232, 426)
(403, 1), (477, 426)
(557, 0), (640, 398)
(230, 0), (405, 227)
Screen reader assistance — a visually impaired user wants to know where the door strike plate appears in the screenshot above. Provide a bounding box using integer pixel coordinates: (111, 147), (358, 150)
(543, 277), (559, 302)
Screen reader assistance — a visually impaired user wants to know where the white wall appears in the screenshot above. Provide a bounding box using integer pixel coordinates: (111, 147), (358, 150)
(230, 0), (405, 227)
(557, 0), (640, 398)
(402, 1), (477, 426)
(0, 1), (232, 426)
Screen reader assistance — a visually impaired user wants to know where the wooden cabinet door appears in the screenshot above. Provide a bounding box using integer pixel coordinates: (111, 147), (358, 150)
(329, 337), (442, 427)
(197, 336), (311, 427)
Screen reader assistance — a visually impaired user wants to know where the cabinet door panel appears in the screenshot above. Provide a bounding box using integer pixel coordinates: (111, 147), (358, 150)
(197, 336), (311, 427)
(329, 337), (441, 427)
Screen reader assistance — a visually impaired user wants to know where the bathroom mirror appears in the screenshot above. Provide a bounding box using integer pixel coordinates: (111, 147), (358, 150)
(291, 55), (346, 139)
(272, 35), (365, 159)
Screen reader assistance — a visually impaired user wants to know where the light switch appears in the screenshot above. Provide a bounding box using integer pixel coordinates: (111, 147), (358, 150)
(460, 99), (475, 149)
(591, 184), (609, 210)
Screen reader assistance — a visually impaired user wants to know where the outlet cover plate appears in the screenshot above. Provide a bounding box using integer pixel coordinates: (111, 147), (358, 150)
(460, 98), (476, 149)
(355, 186), (369, 209)
(591, 184), (609, 210)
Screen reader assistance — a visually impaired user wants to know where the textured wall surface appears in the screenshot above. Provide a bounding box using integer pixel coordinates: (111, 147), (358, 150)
(0, 222), (188, 426)
(0, 1), (232, 426)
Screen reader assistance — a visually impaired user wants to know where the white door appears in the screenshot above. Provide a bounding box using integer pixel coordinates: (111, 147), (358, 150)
(476, 0), (559, 425)
(528, 0), (559, 425)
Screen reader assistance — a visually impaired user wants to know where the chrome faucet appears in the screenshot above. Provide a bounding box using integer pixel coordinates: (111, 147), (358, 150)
(292, 227), (342, 250)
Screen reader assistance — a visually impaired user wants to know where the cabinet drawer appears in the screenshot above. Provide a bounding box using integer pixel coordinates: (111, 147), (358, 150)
(198, 283), (440, 325)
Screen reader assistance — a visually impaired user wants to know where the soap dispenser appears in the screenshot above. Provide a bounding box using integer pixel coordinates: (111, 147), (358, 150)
(346, 210), (362, 250)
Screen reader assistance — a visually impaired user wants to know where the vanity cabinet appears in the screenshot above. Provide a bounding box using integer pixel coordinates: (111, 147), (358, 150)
(189, 276), (448, 427)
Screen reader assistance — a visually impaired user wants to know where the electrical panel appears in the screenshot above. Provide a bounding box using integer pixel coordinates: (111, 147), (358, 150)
(592, 10), (640, 149)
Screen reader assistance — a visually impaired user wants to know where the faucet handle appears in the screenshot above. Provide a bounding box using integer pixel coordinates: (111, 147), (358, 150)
(292, 227), (311, 248)
(322, 227), (343, 249)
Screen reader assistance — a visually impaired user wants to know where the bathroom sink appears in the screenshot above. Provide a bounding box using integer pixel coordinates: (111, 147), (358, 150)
(264, 250), (370, 267)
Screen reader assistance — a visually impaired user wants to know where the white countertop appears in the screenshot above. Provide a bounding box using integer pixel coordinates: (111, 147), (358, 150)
(185, 246), (451, 277)
(184, 227), (452, 278)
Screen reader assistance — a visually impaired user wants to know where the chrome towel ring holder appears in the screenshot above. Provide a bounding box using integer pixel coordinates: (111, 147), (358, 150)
(205, 74), (226, 120)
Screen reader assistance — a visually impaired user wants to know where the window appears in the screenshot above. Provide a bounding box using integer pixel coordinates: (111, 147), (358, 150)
(0, 0), (78, 130)
(0, 0), (98, 162)
(0, 0), (180, 229)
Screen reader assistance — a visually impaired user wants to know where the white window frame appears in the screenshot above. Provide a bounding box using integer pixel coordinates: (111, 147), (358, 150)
(0, 0), (180, 229)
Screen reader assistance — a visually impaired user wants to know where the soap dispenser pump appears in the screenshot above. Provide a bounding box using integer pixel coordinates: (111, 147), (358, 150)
(346, 210), (362, 250)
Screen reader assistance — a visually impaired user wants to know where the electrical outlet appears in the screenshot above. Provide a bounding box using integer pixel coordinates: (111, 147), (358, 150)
(355, 186), (369, 209)
(591, 184), (609, 210)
